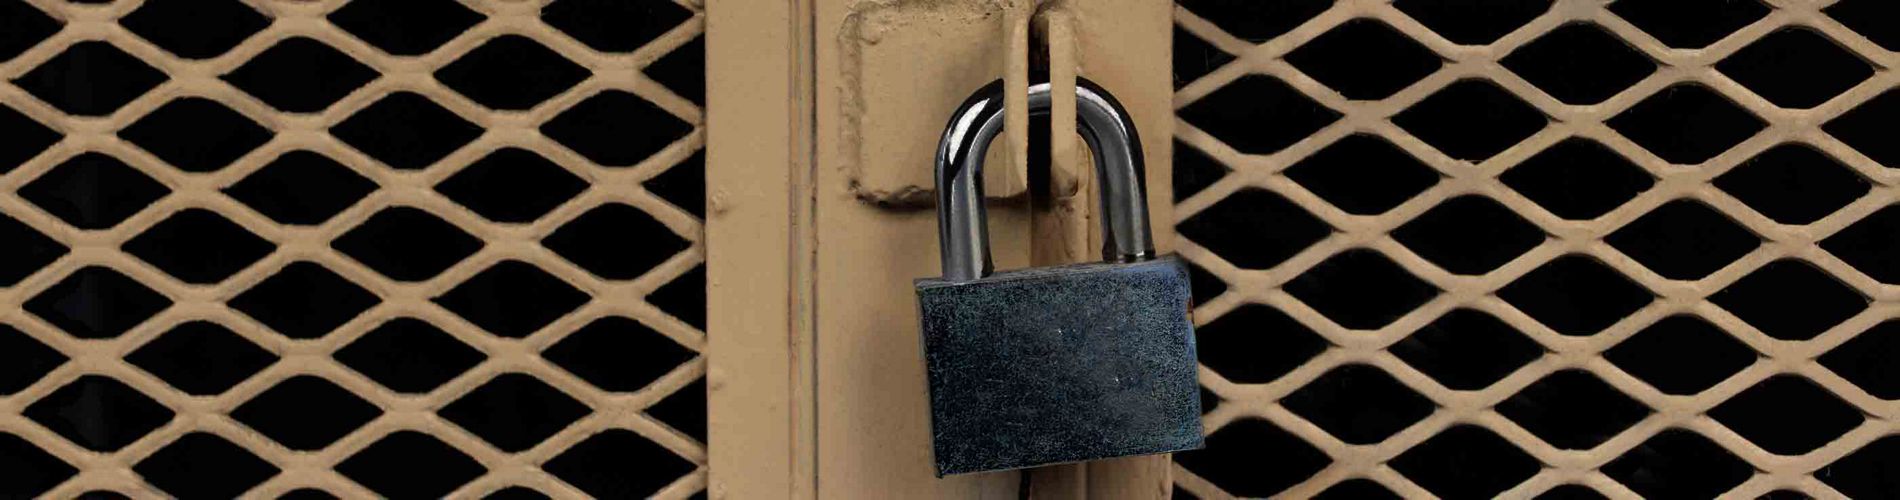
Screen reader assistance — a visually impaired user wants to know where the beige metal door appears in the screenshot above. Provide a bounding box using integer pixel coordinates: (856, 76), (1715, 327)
(9, 0), (1900, 498)
(711, 0), (1900, 499)
(707, 0), (1174, 498)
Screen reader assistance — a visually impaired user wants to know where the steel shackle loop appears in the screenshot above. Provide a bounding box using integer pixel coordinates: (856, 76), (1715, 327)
(934, 78), (1154, 281)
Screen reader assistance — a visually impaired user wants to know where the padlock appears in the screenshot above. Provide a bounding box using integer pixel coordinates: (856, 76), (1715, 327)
(915, 78), (1203, 476)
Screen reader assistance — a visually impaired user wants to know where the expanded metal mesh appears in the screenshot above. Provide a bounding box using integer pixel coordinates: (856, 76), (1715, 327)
(0, 0), (705, 497)
(1171, 0), (1900, 498)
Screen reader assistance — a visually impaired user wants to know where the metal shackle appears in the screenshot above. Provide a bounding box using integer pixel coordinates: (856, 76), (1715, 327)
(934, 78), (1154, 281)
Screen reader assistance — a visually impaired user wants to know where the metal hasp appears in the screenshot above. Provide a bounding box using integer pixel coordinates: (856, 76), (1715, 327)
(915, 79), (1203, 476)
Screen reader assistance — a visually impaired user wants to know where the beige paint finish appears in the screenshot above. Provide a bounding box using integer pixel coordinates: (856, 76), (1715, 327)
(709, 0), (1173, 497)
(840, 0), (1032, 206)
(704, 0), (798, 498)
(814, 5), (1032, 495)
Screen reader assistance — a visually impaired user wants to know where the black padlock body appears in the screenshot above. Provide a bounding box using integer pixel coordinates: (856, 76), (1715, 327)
(914, 255), (1203, 476)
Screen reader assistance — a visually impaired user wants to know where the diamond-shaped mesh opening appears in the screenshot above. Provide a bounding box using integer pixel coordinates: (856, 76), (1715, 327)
(1177, 0), (1330, 43)
(0, 215), (65, 286)
(1391, 425), (1540, 499)
(225, 150), (378, 225)
(1818, 320), (1900, 400)
(1174, 26), (1233, 90)
(1502, 138), (1654, 220)
(0, 1), (707, 496)
(1606, 199), (1759, 280)
(1499, 255), (1652, 336)
(134, 432), (279, 499)
(485, 486), (550, 500)
(233, 376), (380, 451)
(1822, 205), (1900, 284)
(26, 375), (173, 452)
(1196, 304), (1328, 384)
(0, 432), (73, 498)
(1282, 364), (1433, 444)
(1712, 259), (1865, 341)
(21, 152), (170, 230)
(1709, 375), (1862, 455)
(542, 91), (692, 167)
(337, 431), (486, 499)
(1394, 79), (1546, 161)
(435, 260), (589, 339)
(335, 317), (485, 394)
(1819, 435), (1900, 499)
(120, 0), (267, 60)
(1395, 0), (1551, 45)
(649, 35), (706, 105)
(1609, 0), (1769, 49)
(0, 2), (59, 63)
(1391, 309), (1541, 391)
(544, 203), (688, 280)
(0, 324), (64, 395)
(1285, 19), (1441, 100)
(1179, 188), (1331, 269)
(127, 321), (276, 396)
(650, 264), (707, 330)
(1393, 195), (1544, 275)
(333, 92), (482, 170)
(544, 429), (698, 498)
(437, 35), (589, 111)
(328, 0), (484, 56)
(1183, 259), (1227, 304)
(230, 261), (379, 340)
(544, 0), (693, 53)
(14, 41), (167, 116)
(1716, 144), (1867, 225)
(1603, 429), (1754, 498)
(0, 104), (60, 175)
(283, 489), (340, 500)
(1503, 23), (1654, 105)
(648, 149), (706, 217)
(544, 316), (693, 392)
(333, 206), (483, 282)
(1538, 484), (1607, 500)
(1827, 89), (1900, 169)
(437, 147), (587, 223)
(1173, 1), (1899, 497)
(119, 97), (271, 173)
(1315, 479), (1399, 500)
(1180, 74), (1339, 155)
(1825, 0), (1900, 51)
(1498, 370), (1649, 450)
(650, 377), (708, 443)
(1717, 28), (1872, 109)
(1285, 249), (1437, 329)
(223, 37), (379, 114)
(1175, 418), (1331, 498)
(1284, 134), (1439, 215)
(27, 266), (171, 340)
(1605, 315), (1754, 396)
(1610, 83), (1764, 164)
(440, 373), (590, 452)
(124, 208), (276, 284)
